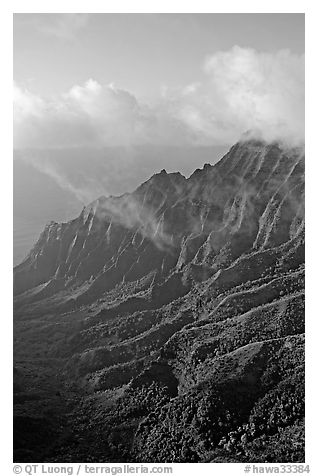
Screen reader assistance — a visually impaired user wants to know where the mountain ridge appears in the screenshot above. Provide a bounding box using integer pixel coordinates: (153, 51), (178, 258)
(13, 139), (305, 463)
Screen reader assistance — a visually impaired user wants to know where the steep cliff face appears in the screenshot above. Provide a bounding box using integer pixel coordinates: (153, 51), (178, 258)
(13, 140), (305, 463)
(14, 140), (304, 298)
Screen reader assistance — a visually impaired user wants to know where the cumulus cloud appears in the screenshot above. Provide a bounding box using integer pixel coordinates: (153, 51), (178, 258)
(14, 80), (144, 148)
(169, 46), (304, 146)
(13, 46), (304, 149)
(13, 79), (191, 148)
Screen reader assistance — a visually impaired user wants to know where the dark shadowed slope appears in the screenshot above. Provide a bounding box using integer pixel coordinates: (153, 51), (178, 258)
(13, 139), (304, 463)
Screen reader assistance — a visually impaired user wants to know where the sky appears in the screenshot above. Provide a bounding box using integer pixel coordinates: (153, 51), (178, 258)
(14, 14), (304, 99)
(13, 13), (305, 149)
(12, 13), (305, 263)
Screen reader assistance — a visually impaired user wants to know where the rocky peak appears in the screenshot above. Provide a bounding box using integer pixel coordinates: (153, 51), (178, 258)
(14, 140), (304, 299)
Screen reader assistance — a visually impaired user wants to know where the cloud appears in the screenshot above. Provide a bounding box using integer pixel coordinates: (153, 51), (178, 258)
(13, 46), (304, 149)
(166, 46), (304, 146)
(14, 80), (140, 148)
(86, 193), (174, 251)
(13, 79), (190, 148)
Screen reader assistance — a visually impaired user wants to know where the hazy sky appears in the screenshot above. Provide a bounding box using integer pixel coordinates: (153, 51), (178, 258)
(13, 13), (305, 148)
(14, 14), (304, 99)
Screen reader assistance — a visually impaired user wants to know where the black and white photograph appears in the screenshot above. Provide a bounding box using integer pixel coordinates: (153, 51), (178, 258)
(10, 7), (309, 470)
